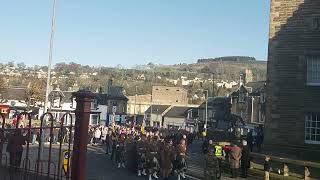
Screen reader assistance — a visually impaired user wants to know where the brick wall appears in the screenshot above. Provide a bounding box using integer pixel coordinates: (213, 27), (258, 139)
(265, 0), (320, 149)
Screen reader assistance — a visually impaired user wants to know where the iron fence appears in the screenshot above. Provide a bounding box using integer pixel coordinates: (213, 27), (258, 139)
(0, 111), (74, 180)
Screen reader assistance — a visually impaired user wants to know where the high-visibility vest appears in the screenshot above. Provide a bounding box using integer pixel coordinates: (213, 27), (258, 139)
(62, 150), (71, 176)
(214, 145), (223, 157)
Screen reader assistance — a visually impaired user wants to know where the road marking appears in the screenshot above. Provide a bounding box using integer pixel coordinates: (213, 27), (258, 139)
(185, 174), (202, 180)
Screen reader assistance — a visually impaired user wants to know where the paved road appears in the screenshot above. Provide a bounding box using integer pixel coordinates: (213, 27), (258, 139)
(0, 141), (255, 180)
(86, 142), (256, 180)
(86, 145), (199, 180)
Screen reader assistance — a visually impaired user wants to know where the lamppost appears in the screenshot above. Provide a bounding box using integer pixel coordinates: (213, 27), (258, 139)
(134, 86), (137, 125)
(212, 73), (215, 97)
(204, 90), (209, 136)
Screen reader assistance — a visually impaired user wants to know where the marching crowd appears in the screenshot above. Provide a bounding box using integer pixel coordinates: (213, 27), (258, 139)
(88, 125), (195, 180)
(0, 118), (265, 180)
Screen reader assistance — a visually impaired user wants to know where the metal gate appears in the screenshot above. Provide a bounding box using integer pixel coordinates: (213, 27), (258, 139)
(0, 90), (96, 180)
(0, 111), (74, 180)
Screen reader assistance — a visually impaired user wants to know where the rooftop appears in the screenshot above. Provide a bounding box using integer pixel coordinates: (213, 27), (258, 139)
(164, 106), (191, 118)
(145, 105), (171, 115)
(0, 87), (27, 101)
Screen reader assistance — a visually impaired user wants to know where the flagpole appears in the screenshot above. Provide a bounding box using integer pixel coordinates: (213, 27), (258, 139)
(44, 0), (57, 114)
(42, 0), (57, 160)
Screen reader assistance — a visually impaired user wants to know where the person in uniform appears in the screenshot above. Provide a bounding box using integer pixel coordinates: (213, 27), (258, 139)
(205, 140), (220, 180)
(125, 133), (136, 172)
(176, 139), (187, 180)
(137, 134), (148, 176)
(116, 133), (126, 168)
(0, 129), (4, 160)
(147, 135), (160, 180)
(7, 129), (26, 173)
(160, 138), (174, 180)
(110, 131), (117, 162)
(241, 140), (250, 178)
(214, 142), (225, 167)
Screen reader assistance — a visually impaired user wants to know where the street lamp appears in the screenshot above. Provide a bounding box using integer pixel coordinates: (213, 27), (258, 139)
(204, 90), (209, 136)
(212, 73), (215, 97)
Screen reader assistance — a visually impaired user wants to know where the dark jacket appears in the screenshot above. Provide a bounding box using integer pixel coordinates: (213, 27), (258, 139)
(264, 160), (271, 172)
(202, 140), (209, 154)
(241, 145), (250, 167)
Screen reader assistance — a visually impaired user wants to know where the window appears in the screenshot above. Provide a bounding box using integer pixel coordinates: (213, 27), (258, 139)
(90, 114), (99, 125)
(307, 56), (320, 86)
(238, 93), (245, 103)
(311, 17), (320, 30)
(91, 99), (98, 109)
(260, 93), (266, 103)
(258, 110), (265, 123)
(305, 114), (320, 144)
(153, 121), (160, 128)
(52, 98), (61, 108)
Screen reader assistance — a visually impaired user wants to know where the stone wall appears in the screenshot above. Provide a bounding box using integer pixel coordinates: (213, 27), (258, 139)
(265, 0), (320, 150)
(152, 86), (188, 105)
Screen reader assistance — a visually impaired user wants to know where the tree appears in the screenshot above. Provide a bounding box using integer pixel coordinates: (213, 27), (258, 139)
(200, 66), (211, 73)
(0, 76), (8, 89)
(26, 79), (46, 108)
(6, 61), (14, 67)
(66, 75), (77, 90)
(17, 62), (26, 70)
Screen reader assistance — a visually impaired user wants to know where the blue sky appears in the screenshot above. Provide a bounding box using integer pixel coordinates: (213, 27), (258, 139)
(0, 0), (270, 67)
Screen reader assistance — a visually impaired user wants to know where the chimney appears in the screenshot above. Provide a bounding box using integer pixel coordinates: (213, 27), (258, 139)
(106, 79), (113, 94)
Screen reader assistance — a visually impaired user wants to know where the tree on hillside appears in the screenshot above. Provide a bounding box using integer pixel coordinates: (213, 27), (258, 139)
(66, 75), (77, 90)
(6, 61), (14, 67)
(0, 76), (8, 89)
(17, 62), (26, 70)
(200, 66), (211, 73)
(26, 79), (46, 108)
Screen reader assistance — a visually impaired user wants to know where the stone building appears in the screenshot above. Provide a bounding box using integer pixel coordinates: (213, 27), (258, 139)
(230, 81), (266, 124)
(47, 89), (101, 125)
(198, 97), (231, 131)
(163, 106), (191, 129)
(145, 105), (170, 127)
(152, 86), (188, 105)
(102, 80), (128, 125)
(265, 0), (320, 157)
(127, 94), (151, 115)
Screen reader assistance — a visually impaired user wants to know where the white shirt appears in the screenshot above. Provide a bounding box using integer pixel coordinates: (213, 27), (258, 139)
(94, 129), (102, 138)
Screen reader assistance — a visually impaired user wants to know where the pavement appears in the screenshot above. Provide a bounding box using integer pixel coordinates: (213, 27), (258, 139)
(186, 139), (256, 180)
